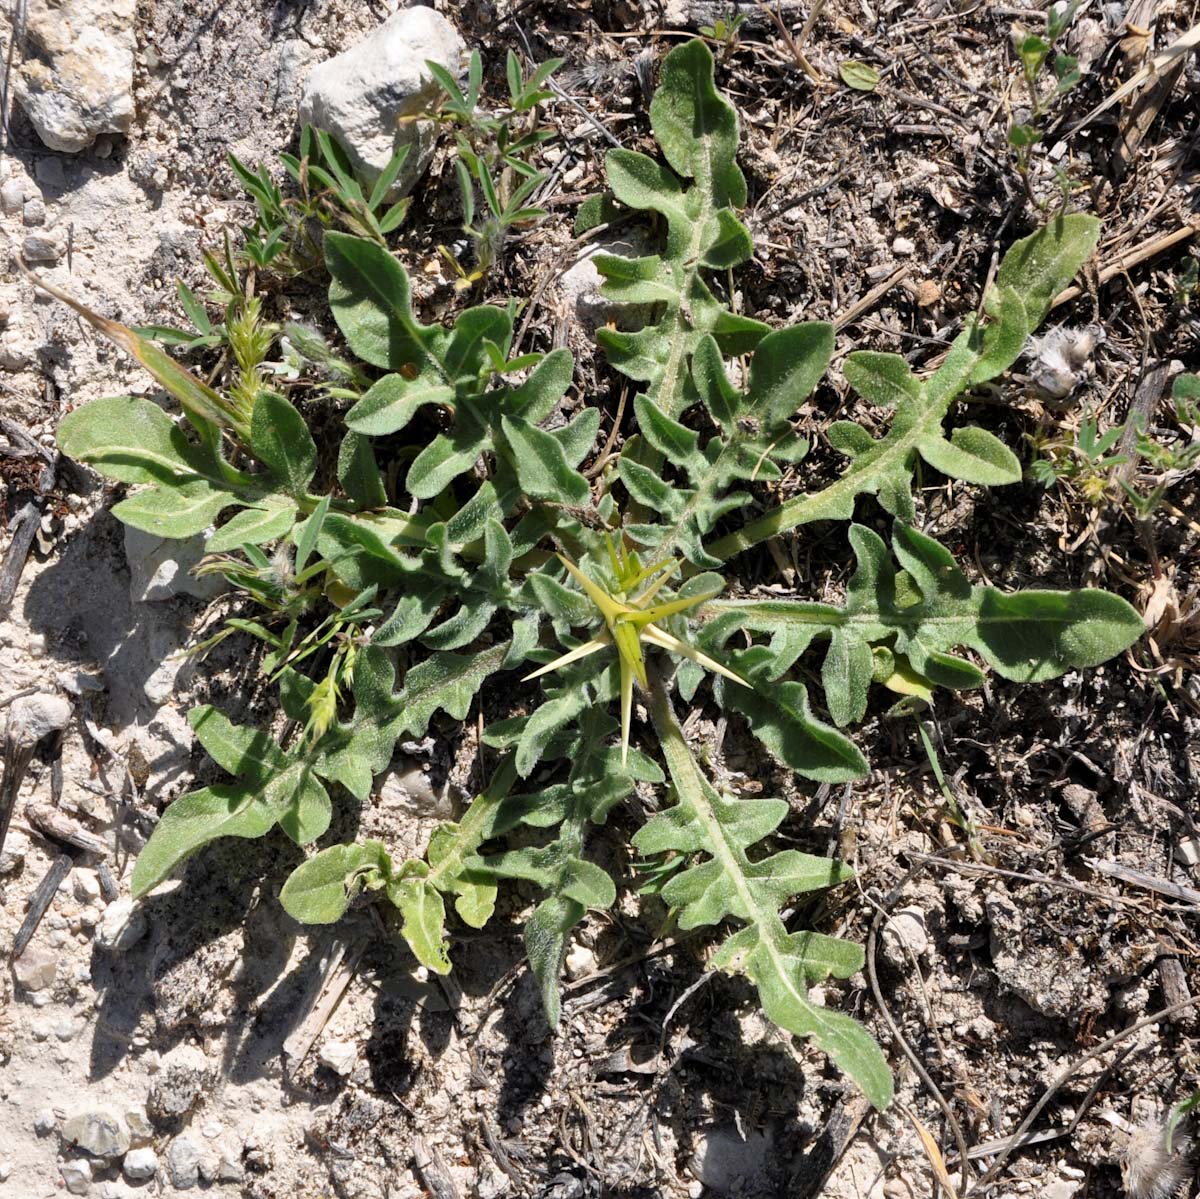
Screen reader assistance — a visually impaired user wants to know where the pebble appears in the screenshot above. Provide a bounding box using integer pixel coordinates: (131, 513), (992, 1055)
(33, 1108), (57, 1135)
(124, 1105), (153, 1143)
(1175, 836), (1200, 868)
(166, 1135), (201, 1189)
(0, 830), (28, 875)
(689, 1125), (773, 1195)
(317, 1038), (357, 1077)
(22, 232), (62, 262)
(62, 1108), (131, 1158)
(881, 906), (930, 967)
(564, 943), (596, 981)
(61, 1159), (92, 1195)
(5, 692), (71, 747)
(73, 868), (102, 903)
(22, 196), (46, 226)
(95, 898), (147, 952)
(215, 1142), (244, 1182)
(147, 1046), (211, 1123)
(122, 1147), (158, 1183)
(0, 178), (24, 214)
(123, 527), (227, 604)
(13, 944), (58, 992)
(0, 1161), (10, 1181)
(892, 235), (916, 256)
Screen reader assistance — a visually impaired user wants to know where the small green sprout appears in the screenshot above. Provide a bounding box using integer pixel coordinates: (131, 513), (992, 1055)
(525, 537), (747, 764)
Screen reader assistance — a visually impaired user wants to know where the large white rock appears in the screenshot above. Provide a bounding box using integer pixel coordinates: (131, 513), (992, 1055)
(16, 0), (136, 153)
(298, 6), (463, 198)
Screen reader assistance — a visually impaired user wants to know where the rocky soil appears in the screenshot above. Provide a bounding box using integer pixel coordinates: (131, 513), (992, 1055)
(1, 1), (1198, 1198)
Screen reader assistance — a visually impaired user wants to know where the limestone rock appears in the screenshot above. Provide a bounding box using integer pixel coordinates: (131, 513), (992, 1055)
(558, 239), (655, 333)
(298, 6), (463, 198)
(62, 1108), (130, 1158)
(16, 0), (136, 152)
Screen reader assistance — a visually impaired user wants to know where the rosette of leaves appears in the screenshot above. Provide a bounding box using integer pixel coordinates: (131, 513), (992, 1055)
(50, 37), (1144, 1113)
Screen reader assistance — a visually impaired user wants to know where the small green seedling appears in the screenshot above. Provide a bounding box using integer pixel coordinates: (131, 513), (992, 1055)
(1009, 1), (1083, 193)
(426, 49), (561, 287)
(52, 40), (1143, 1114)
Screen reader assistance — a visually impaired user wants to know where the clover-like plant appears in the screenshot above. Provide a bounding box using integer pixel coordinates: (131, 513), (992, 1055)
(52, 40), (1144, 1111)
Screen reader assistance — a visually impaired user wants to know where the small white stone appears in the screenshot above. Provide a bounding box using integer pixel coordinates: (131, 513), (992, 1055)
(122, 1147), (158, 1183)
(33, 1109), (57, 1135)
(317, 1038), (357, 1077)
(60, 1159), (92, 1195)
(892, 236), (916, 256)
(0, 1160), (11, 1181)
(1175, 836), (1200, 868)
(124, 1105), (152, 1143)
(5, 692), (71, 748)
(564, 943), (596, 981)
(166, 1135), (201, 1189)
(123, 526), (226, 603)
(22, 197), (46, 226)
(0, 178), (24, 213)
(96, 898), (147, 951)
(881, 906), (930, 967)
(22, 231), (62, 262)
(73, 868), (102, 903)
(62, 1108), (130, 1158)
(0, 830), (29, 875)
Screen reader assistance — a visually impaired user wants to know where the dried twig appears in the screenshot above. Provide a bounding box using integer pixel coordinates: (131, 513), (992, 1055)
(0, 501), (40, 620)
(13, 852), (72, 957)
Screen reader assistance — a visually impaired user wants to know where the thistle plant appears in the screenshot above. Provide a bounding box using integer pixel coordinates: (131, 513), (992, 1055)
(52, 40), (1144, 1111)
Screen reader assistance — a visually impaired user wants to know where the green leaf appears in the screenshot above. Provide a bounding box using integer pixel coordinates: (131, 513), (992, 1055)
(718, 649), (869, 782)
(651, 40), (745, 207)
(345, 371), (455, 436)
(397, 642), (510, 736)
(250, 393), (317, 496)
(112, 478), (233, 538)
(743, 323), (834, 428)
(131, 785), (276, 897)
(917, 426), (1022, 486)
(994, 212), (1099, 329)
(839, 61), (881, 91)
(188, 705), (287, 783)
(58, 395), (215, 485)
(500, 415), (590, 505)
(205, 499), (296, 552)
(509, 348), (575, 422)
(645, 680), (891, 1109)
(389, 872), (452, 973)
(707, 214), (1102, 561)
(280, 840), (392, 924)
(337, 433), (388, 509)
(325, 232), (442, 373)
(843, 352), (920, 408)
